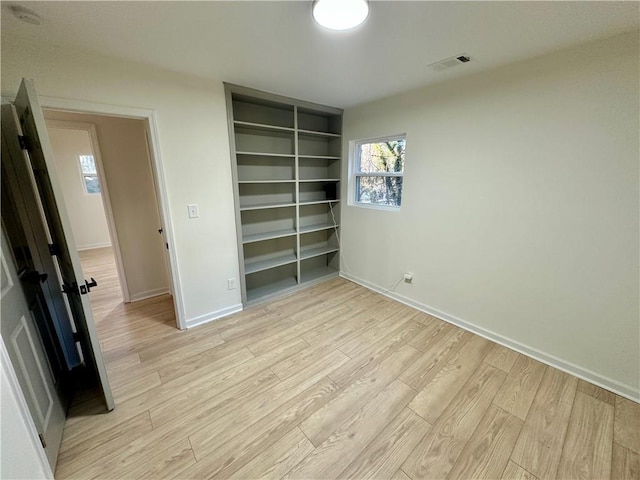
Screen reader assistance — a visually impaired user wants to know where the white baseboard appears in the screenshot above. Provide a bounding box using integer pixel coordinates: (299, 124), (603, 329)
(340, 271), (640, 403)
(77, 242), (112, 251)
(129, 288), (170, 303)
(185, 303), (243, 329)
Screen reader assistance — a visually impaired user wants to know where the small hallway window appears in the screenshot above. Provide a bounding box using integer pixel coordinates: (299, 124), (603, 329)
(79, 155), (101, 194)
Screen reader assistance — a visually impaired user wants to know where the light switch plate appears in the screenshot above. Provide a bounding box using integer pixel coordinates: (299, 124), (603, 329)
(187, 204), (199, 218)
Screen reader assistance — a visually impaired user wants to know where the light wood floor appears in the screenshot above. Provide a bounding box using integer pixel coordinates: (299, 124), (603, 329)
(58, 249), (640, 480)
(78, 247), (124, 324)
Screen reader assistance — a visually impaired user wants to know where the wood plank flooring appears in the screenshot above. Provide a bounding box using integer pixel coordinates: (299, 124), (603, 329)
(56, 248), (640, 479)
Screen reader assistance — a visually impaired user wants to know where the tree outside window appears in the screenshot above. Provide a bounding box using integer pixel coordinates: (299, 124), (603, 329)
(79, 155), (101, 194)
(353, 136), (405, 208)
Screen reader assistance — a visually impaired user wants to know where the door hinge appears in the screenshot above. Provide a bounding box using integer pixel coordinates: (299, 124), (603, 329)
(48, 243), (60, 256)
(38, 433), (47, 448)
(17, 135), (29, 151)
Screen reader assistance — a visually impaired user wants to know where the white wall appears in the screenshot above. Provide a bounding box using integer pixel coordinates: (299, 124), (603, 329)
(341, 31), (639, 399)
(45, 113), (170, 302)
(47, 127), (111, 250)
(1, 36), (241, 325)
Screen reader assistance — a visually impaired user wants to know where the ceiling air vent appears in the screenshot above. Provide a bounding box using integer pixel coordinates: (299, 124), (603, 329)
(428, 53), (471, 72)
(10, 5), (41, 25)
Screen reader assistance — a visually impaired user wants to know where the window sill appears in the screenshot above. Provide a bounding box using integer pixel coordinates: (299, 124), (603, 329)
(349, 202), (401, 212)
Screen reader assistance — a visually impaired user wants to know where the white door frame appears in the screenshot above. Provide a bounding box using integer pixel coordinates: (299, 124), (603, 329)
(45, 119), (132, 304)
(28, 95), (186, 330)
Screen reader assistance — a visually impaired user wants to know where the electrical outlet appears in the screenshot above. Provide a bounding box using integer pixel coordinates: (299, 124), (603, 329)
(227, 278), (236, 290)
(403, 272), (414, 283)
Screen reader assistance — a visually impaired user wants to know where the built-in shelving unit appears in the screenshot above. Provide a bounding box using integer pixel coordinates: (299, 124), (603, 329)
(226, 84), (343, 306)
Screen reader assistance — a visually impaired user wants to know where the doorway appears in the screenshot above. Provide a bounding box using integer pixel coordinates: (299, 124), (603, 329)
(45, 124), (124, 326)
(43, 112), (176, 334)
(2, 79), (184, 473)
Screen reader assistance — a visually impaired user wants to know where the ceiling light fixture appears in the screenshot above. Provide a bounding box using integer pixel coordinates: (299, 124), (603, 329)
(312, 0), (369, 31)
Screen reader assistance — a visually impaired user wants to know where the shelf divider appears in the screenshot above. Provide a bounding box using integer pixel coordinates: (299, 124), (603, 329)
(299, 199), (340, 206)
(297, 129), (341, 138)
(299, 223), (339, 234)
(242, 228), (297, 244)
(244, 253), (297, 275)
(239, 201), (296, 211)
(300, 265), (339, 285)
(300, 245), (339, 261)
(236, 151), (295, 158)
(247, 276), (298, 303)
(238, 180), (295, 184)
(234, 120), (295, 133)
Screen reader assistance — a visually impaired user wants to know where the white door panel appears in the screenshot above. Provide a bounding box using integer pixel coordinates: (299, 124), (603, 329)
(0, 228), (65, 470)
(10, 315), (55, 428)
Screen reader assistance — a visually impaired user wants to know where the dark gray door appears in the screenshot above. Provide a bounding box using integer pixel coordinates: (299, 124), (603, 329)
(2, 108), (80, 372)
(10, 78), (114, 410)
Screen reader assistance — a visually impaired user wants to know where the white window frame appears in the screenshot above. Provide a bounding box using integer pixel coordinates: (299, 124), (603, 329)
(78, 154), (100, 195)
(349, 134), (406, 211)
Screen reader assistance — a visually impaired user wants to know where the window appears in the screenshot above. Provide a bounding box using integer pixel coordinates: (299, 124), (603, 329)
(79, 155), (101, 194)
(352, 135), (406, 208)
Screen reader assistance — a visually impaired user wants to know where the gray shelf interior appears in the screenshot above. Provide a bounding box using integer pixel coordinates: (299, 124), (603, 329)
(241, 207), (296, 243)
(299, 181), (339, 203)
(235, 127), (295, 155)
(299, 157), (341, 181)
(233, 95), (294, 128)
(298, 108), (342, 135)
(243, 236), (297, 274)
(299, 202), (340, 231)
(298, 134), (341, 157)
(237, 154), (295, 182)
(238, 183), (296, 208)
(300, 253), (340, 284)
(246, 264), (298, 303)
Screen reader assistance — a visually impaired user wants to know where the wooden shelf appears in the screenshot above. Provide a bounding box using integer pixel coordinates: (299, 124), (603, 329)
(234, 120), (295, 133)
(246, 276), (298, 303)
(299, 199), (340, 206)
(239, 201), (296, 211)
(298, 179), (340, 183)
(300, 245), (339, 261)
(242, 228), (296, 244)
(298, 129), (341, 138)
(236, 151), (295, 158)
(298, 155), (340, 160)
(238, 180), (295, 184)
(245, 253), (297, 275)
(300, 266), (339, 285)
(299, 223), (338, 234)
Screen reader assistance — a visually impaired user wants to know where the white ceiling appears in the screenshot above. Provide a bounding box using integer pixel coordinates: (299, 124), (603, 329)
(2, 1), (639, 108)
